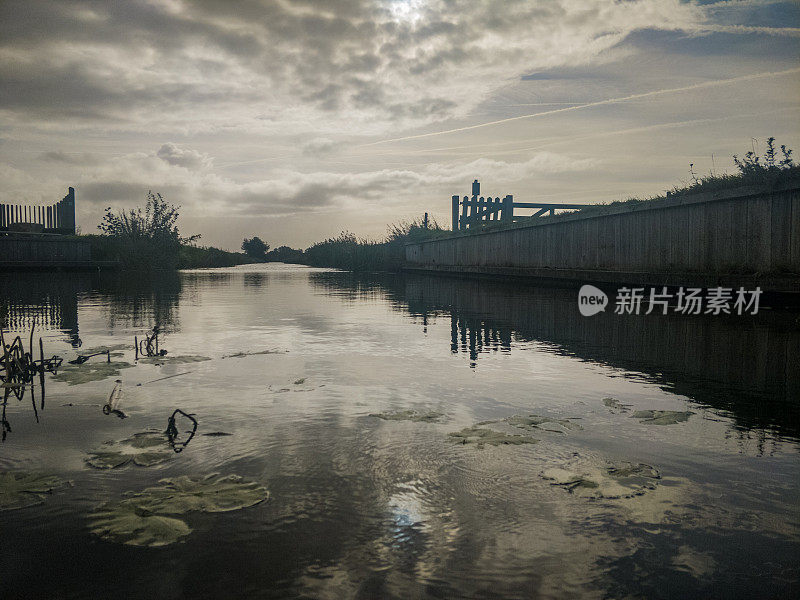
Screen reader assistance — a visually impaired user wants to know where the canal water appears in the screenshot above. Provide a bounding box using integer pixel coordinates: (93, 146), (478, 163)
(1, 264), (798, 599)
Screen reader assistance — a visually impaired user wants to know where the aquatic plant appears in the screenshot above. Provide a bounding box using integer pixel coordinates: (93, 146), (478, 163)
(88, 474), (269, 547)
(506, 414), (583, 433)
(632, 410), (694, 425)
(542, 461), (660, 499)
(85, 430), (173, 469)
(52, 361), (133, 385)
(0, 472), (69, 511)
(370, 409), (445, 423)
(221, 349), (287, 359)
(602, 397), (632, 413)
(130, 474), (269, 515)
(89, 501), (192, 547)
(448, 425), (537, 448)
(137, 355), (210, 365)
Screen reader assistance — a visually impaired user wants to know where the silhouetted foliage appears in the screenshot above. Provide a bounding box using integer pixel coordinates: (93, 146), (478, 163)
(241, 236), (269, 260)
(302, 216), (447, 271)
(264, 245), (304, 263)
(95, 191), (199, 270)
(525, 137), (800, 226)
(178, 245), (254, 269)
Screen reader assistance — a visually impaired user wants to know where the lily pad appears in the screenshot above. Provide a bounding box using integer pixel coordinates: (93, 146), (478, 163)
(88, 474), (268, 547)
(137, 355), (210, 365)
(602, 397), (632, 413)
(542, 461), (660, 499)
(222, 349), (287, 359)
(85, 430), (174, 469)
(448, 426), (537, 449)
(0, 472), (69, 511)
(507, 414), (583, 434)
(370, 409), (445, 423)
(52, 362), (133, 385)
(80, 344), (130, 354)
(131, 474), (269, 515)
(89, 501), (192, 547)
(632, 410), (694, 425)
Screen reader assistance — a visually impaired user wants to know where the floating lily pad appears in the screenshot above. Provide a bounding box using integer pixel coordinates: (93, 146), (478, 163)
(137, 355), (210, 365)
(85, 430), (174, 469)
(52, 362), (133, 385)
(507, 414), (583, 434)
(542, 461), (660, 499)
(89, 501), (192, 547)
(0, 472), (69, 511)
(632, 410), (695, 425)
(602, 397), (632, 413)
(131, 474), (269, 515)
(370, 409), (445, 423)
(81, 344), (129, 354)
(88, 474), (268, 547)
(222, 349), (287, 359)
(448, 426), (537, 448)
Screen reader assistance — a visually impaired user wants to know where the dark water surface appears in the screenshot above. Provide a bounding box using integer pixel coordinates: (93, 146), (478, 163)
(1, 264), (798, 599)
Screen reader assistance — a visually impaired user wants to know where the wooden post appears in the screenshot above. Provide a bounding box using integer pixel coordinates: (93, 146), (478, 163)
(502, 195), (513, 222)
(479, 196), (486, 225)
(452, 195), (459, 231)
(461, 195), (469, 229)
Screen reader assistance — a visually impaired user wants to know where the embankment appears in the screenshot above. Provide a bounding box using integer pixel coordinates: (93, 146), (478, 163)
(405, 182), (800, 291)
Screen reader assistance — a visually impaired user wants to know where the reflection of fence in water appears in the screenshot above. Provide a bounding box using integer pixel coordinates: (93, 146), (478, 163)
(0, 301), (70, 332)
(450, 315), (512, 365)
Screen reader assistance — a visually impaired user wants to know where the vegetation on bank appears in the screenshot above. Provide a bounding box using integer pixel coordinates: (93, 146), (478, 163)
(301, 217), (449, 271)
(91, 191), (254, 270)
(521, 137), (799, 225)
(90, 137), (798, 273)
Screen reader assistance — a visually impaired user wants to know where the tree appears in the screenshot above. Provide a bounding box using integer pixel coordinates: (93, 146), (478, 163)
(241, 236), (269, 260)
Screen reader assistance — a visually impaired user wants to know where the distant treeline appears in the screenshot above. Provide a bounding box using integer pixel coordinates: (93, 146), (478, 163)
(285, 218), (449, 272)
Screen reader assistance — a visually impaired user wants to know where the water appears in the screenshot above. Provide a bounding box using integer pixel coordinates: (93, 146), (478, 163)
(1, 264), (798, 599)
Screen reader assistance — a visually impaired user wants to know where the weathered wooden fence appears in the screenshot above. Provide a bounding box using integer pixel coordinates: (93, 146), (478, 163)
(452, 180), (584, 230)
(0, 187), (76, 234)
(0, 234), (91, 268)
(411, 181), (800, 289)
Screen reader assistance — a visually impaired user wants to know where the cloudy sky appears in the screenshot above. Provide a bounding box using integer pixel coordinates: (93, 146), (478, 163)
(1, 0), (798, 250)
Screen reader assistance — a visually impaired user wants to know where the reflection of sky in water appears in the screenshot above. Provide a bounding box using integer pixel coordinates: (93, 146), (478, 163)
(0, 265), (798, 599)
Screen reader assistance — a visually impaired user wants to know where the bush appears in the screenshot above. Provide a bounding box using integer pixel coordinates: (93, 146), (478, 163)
(96, 191), (199, 270)
(301, 216), (447, 272)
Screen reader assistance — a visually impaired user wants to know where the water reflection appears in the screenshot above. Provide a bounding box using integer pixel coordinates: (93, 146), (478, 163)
(0, 270), (181, 340)
(0, 266), (797, 599)
(311, 271), (800, 441)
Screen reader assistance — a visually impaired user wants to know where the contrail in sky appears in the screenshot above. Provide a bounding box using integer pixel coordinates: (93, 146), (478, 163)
(364, 67), (800, 146)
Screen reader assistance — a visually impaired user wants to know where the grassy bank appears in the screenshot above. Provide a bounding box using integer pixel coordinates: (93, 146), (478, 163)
(84, 235), (255, 270)
(177, 244), (255, 269)
(301, 219), (449, 272)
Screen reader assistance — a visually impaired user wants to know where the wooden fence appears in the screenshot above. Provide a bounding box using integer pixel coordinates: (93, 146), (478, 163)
(0, 187), (76, 234)
(452, 179), (584, 230)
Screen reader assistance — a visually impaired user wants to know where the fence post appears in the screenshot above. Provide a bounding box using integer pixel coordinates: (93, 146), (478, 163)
(462, 195), (470, 229)
(502, 195), (513, 222)
(452, 195), (460, 231)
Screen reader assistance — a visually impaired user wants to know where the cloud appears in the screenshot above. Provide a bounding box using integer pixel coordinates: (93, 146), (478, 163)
(301, 137), (339, 157)
(0, 0), (774, 136)
(157, 143), (212, 170)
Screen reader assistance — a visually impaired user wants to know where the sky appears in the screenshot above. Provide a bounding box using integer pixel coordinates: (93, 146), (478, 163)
(1, 0), (798, 251)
